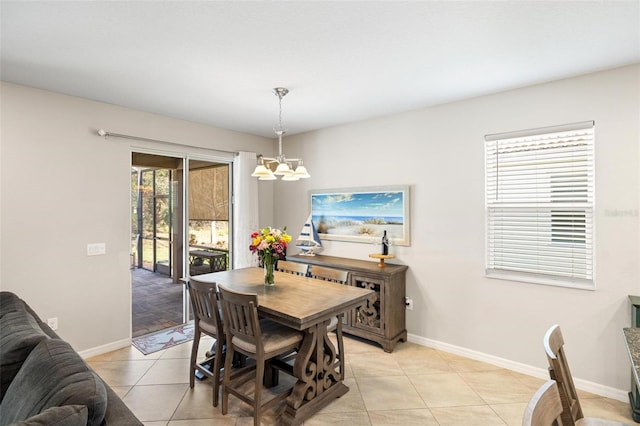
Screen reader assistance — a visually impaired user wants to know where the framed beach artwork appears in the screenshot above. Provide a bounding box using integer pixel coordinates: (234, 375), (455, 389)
(310, 185), (410, 246)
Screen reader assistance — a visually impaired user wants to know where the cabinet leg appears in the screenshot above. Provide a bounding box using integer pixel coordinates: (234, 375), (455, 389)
(628, 391), (640, 422)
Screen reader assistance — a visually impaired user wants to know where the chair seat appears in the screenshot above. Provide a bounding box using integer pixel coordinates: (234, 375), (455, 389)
(232, 319), (303, 354)
(198, 308), (223, 335)
(199, 321), (218, 335)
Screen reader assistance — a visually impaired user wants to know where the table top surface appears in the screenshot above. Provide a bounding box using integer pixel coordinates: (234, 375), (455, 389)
(623, 327), (640, 388)
(191, 267), (373, 330)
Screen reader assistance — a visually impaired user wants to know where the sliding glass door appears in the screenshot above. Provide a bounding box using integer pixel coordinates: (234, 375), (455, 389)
(187, 160), (230, 277)
(130, 151), (232, 337)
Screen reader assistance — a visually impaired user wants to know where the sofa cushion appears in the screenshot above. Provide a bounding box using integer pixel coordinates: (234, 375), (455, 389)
(11, 405), (88, 426)
(0, 292), (26, 318)
(0, 339), (107, 426)
(0, 310), (49, 399)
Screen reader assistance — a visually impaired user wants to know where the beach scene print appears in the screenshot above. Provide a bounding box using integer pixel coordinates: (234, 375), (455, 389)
(311, 189), (407, 244)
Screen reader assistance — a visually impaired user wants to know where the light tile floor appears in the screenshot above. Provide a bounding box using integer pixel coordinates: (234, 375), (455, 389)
(87, 335), (638, 425)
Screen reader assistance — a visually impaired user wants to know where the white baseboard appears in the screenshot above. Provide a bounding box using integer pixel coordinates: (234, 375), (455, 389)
(77, 333), (629, 403)
(78, 338), (132, 360)
(407, 333), (629, 403)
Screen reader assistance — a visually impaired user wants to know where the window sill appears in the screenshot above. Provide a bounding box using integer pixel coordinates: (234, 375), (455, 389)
(485, 270), (595, 291)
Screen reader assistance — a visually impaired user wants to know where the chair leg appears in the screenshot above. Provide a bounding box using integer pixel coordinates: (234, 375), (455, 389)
(211, 337), (223, 407)
(221, 342), (234, 415)
(189, 330), (201, 388)
(336, 315), (345, 381)
(254, 359), (264, 426)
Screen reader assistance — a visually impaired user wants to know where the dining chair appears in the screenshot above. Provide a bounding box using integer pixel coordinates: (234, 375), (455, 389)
(276, 260), (309, 276)
(309, 265), (349, 284)
(522, 379), (564, 426)
(309, 265), (349, 380)
(186, 277), (225, 407)
(544, 324), (627, 426)
(217, 284), (303, 426)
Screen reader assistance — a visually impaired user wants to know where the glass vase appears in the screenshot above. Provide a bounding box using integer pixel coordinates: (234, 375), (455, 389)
(263, 256), (276, 286)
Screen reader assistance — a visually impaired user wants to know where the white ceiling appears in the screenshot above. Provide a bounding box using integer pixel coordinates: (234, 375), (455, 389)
(1, 1), (639, 138)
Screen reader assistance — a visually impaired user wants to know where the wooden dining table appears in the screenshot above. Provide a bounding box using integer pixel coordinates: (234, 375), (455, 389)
(194, 266), (374, 425)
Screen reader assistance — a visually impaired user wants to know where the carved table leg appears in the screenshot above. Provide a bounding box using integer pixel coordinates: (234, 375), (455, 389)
(282, 320), (349, 425)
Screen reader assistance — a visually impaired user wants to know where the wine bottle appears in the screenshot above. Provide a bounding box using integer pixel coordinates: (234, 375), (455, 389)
(381, 230), (389, 255)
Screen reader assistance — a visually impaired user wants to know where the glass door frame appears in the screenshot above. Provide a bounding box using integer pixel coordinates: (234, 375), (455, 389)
(131, 146), (235, 327)
(135, 168), (174, 274)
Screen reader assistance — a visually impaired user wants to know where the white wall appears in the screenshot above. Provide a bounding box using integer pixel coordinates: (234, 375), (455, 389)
(275, 64), (640, 397)
(1, 64), (638, 398)
(0, 82), (272, 353)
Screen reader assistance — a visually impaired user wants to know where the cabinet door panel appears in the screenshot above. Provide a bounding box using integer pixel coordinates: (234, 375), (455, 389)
(351, 274), (384, 335)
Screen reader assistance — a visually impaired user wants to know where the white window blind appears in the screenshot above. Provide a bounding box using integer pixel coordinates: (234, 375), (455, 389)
(485, 121), (594, 289)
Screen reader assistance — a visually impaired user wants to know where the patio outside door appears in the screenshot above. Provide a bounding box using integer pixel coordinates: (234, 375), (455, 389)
(134, 167), (177, 274)
(131, 152), (231, 337)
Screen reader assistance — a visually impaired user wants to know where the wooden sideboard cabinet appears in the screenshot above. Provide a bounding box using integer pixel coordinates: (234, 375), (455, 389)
(287, 254), (408, 352)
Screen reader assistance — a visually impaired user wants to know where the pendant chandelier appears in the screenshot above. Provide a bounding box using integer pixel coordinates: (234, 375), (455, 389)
(251, 87), (310, 181)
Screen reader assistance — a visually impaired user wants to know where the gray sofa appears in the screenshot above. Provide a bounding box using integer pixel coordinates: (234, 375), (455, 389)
(0, 292), (143, 426)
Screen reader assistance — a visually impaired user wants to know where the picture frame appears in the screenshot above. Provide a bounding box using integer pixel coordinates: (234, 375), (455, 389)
(310, 185), (410, 246)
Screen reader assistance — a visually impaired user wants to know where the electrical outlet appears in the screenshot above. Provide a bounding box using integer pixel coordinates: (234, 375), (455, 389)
(47, 317), (58, 330)
(405, 297), (413, 311)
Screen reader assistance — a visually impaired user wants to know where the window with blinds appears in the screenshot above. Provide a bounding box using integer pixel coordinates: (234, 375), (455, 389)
(484, 121), (594, 289)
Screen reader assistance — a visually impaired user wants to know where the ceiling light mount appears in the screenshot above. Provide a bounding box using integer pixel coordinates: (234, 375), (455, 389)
(251, 87), (310, 181)
(273, 87), (289, 100)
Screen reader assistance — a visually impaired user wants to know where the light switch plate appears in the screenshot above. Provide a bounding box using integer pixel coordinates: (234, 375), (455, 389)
(87, 243), (106, 256)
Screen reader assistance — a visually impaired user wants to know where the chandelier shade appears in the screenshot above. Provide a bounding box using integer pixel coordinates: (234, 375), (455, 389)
(292, 161), (310, 178)
(252, 87), (310, 181)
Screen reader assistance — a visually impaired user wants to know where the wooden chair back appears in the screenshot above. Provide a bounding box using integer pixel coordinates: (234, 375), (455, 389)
(276, 260), (309, 276)
(217, 285), (262, 354)
(310, 265), (349, 284)
(523, 380), (564, 426)
(187, 277), (223, 336)
(543, 324), (583, 426)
